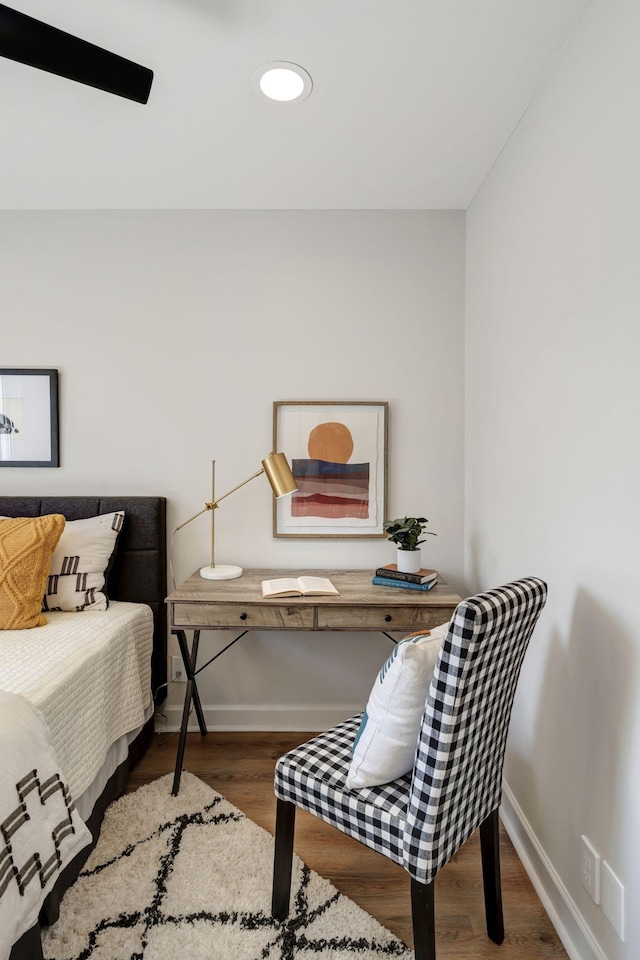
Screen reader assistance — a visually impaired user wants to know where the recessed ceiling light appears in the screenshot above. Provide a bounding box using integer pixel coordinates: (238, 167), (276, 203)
(253, 62), (312, 104)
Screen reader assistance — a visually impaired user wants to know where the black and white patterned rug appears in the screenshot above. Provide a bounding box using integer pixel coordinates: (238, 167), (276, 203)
(43, 772), (412, 959)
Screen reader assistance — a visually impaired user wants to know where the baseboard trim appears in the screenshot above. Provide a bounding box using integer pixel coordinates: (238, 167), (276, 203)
(500, 781), (606, 960)
(159, 703), (362, 732)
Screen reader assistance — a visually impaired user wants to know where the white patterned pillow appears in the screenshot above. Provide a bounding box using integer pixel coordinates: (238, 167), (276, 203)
(346, 620), (450, 789)
(41, 511), (124, 612)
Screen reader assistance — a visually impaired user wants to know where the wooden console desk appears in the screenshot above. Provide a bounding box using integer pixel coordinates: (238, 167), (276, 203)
(166, 568), (461, 794)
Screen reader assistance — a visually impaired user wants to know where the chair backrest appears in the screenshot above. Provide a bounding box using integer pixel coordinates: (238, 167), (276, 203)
(403, 577), (547, 883)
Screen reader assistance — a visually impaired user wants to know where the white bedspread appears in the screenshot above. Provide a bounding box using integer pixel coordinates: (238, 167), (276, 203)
(0, 690), (91, 960)
(0, 602), (153, 801)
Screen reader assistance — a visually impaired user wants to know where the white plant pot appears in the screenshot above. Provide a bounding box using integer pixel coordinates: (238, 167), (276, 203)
(396, 548), (421, 574)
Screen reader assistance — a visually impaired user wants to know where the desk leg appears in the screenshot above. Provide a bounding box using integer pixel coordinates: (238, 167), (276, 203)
(172, 629), (207, 796)
(177, 629), (207, 736)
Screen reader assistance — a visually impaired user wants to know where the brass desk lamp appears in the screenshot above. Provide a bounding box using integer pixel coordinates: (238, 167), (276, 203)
(175, 452), (297, 580)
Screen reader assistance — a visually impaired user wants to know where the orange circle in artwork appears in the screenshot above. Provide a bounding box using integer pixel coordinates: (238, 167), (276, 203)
(308, 422), (354, 463)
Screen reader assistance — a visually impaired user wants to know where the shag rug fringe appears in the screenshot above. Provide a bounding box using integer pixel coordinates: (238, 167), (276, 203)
(42, 772), (412, 959)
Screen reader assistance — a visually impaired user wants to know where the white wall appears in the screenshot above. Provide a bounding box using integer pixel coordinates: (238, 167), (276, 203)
(466, 2), (640, 959)
(1, 210), (466, 728)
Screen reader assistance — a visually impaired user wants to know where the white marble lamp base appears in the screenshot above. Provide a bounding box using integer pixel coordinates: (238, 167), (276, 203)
(199, 564), (243, 580)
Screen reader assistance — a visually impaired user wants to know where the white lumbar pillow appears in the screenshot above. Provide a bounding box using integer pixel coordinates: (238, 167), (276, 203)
(346, 620), (450, 790)
(42, 511), (124, 612)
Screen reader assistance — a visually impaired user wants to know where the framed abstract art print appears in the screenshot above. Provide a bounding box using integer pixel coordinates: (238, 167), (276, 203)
(273, 400), (388, 538)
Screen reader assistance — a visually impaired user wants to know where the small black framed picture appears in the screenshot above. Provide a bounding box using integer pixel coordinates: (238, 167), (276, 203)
(0, 368), (59, 467)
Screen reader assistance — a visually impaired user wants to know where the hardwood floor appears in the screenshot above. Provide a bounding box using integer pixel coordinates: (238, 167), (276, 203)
(128, 731), (568, 959)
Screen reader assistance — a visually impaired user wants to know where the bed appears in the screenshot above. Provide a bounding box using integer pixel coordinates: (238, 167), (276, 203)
(0, 496), (167, 960)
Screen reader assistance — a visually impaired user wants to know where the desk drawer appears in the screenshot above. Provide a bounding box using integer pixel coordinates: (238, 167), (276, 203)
(317, 606), (449, 632)
(172, 603), (314, 629)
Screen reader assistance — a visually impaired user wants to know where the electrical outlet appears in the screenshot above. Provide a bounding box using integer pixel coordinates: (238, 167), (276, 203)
(171, 656), (186, 682)
(602, 861), (625, 941)
(580, 835), (600, 903)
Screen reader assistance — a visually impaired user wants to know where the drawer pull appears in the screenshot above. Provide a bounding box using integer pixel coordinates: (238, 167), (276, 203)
(385, 614), (392, 622)
(240, 612), (248, 621)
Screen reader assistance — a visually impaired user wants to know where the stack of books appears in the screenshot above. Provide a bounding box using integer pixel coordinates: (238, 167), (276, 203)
(372, 564), (438, 592)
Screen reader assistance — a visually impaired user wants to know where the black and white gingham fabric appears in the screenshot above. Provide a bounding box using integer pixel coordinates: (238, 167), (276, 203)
(275, 715), (412, 866)
(275, 578), (547, 885)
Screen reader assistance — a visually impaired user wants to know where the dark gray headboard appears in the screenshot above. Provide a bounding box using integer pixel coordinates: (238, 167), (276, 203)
(0, 496), (167, 703)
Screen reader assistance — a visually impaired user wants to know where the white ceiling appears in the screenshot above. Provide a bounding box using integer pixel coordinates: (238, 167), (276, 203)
(1, 0), (591, 210)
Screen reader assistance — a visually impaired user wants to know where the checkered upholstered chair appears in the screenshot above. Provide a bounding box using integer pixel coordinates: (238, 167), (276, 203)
(271, 578), (547, 960)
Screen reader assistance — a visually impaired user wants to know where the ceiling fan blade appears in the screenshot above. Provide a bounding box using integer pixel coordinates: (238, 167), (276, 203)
(0, 4), (153, 103)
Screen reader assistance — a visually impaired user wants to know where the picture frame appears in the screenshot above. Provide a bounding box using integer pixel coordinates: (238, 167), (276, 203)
(273, 400), (388, 538)
(0, 368), (59, 467)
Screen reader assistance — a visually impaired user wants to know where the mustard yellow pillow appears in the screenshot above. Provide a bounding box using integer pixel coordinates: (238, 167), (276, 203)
(0, 515), (65, 629)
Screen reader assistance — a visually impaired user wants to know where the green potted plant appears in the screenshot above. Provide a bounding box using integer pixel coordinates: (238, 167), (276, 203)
(383, 515), (436, 573)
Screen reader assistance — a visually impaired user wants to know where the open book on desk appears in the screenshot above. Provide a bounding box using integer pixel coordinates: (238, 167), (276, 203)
(261, 576), (339, 598)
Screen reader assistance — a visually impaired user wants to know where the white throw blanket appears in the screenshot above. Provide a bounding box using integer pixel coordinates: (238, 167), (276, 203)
(0, 602), (153, 801)
(0, 690), (91, 960)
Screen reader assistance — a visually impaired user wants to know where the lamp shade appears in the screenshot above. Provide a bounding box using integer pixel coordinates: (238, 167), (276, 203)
(262, 452), (298, 498)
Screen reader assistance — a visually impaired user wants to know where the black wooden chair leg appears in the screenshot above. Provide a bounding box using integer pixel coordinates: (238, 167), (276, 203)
(410, 877), (436, 960)
(480, 808), (505, 944)
(272, 799), (296, 920)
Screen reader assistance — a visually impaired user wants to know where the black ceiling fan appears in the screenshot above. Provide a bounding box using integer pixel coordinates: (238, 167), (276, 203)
(0, 4), (153, 103)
